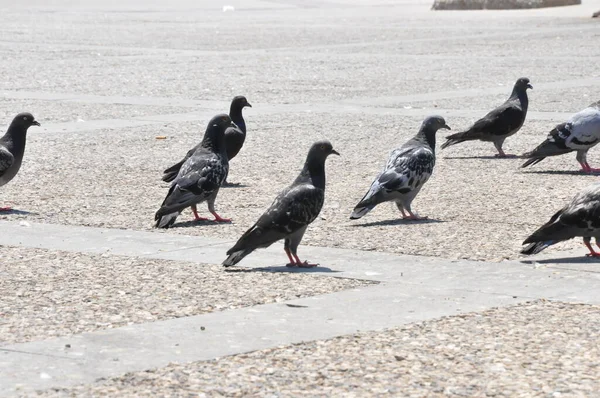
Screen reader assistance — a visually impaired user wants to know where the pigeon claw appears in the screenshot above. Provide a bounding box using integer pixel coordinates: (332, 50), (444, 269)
(585, 252), (600, 258)
(297, 261), (319, 268)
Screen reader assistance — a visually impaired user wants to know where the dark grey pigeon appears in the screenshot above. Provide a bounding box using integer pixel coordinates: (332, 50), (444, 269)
(350, 116), (450, 221)
(441, 77), (532, 157)
(162, 96), (251, 183)
(155, 114), (233, 229)
(0, 112), (40, 211)
(223, 140), (339, 268)
(521, 183), (600, 257)
(521, 101), (600, 173)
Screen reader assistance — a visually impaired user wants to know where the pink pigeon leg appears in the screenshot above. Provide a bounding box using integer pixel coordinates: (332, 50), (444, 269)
(285, 248), (296, 267)
(292, 253), (318, 268)
(191, 205), (210, 221)
(584, 240), (600, 257)
(210, 210), (231, 223)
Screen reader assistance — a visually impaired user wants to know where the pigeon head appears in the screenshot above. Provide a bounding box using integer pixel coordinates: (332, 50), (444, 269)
(308, 140), (340, 162)
(202, 114), (234, 153)
(514, 77), (533, 91)
(231, 96), (252, 111)
(10, 112), (41, 131)
(299, 140), (339, 189)
(419, 115), (450, 148)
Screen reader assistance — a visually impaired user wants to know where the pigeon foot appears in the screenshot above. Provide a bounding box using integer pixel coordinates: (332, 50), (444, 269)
(0, 206), (12, 212)
(210, 211), (231, 223)
(403, 213), (428, 221)
(585, 252), (600, 258)
(297, 261), (319, 268)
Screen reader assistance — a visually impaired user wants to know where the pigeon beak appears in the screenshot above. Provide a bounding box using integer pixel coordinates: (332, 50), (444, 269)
(443, 124), (451, 130)
(32, 121), (41, 126)
(331, 149), (340, 156)
(527, 84), (533, 89)
(246, 102), (252, 108)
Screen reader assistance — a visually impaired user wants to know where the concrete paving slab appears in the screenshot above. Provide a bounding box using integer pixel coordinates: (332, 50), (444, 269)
(0, 284), (523, 396)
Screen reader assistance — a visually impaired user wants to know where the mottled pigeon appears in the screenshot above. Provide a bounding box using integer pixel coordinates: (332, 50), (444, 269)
(223, 140), (339, 267)
(162, 96), (251, 183)
(521, 183), (600, 257)
(521, 101), (600, 173)
(155, 114), (233, 228)
(0, 112), (41, 211)
(441, 77), (532, 157)
(350, 116), (450, 221)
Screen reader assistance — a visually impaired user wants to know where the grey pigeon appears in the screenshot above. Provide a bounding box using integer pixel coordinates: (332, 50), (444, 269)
(223, 140), (339, 268)
(155, 114), (233, 228)
(162, 96), (251, 183)
(0, 113), (40, 211)
(521, 101), (600, 173)
(521, 183), (600, 257)
(350, 116), (450, 221)
(441, 77), (532, 157)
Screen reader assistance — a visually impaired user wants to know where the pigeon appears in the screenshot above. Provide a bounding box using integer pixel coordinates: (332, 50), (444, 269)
(162, 96), (251, 183)
(521, 183), (600, 257)
(350, 116), (450, 221)
(0, 113), (41, 211)
(223, 140), (339, 268)
(441, 77), (532, 157)
(521, 101), (600, 173)
(155, 114), (233, 229)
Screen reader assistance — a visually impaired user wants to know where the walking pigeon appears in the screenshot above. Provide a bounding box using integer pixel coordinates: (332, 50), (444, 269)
(441, 77), (532, 157)
(350, 116), (450, 221)
(155, 114), (233, 229)
(162, 96), (251, 183)
(223, 140), (339, 268)
(521, 183), (600, 257)
(0, 113), (41, 211)
(521, 101), (600, 173)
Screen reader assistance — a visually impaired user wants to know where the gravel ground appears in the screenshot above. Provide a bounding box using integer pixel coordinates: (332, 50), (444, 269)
(0, 246), (373, 344)
(0, 99), (185, 124)
(1, 112), (597, 262)
(37, 300), (600, 397)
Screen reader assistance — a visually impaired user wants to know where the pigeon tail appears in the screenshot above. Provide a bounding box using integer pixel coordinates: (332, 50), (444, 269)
(520, 156), (545, 168)
(155, 211), (179, 229)
(441, 131), (470, 149)
(223, 248), (255, 267)
(162, 161), (183, 182)
(350, 203), (375, 219)
(521, 241), (554, 255)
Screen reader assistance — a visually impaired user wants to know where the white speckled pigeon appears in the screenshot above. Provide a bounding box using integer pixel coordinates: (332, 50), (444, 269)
(162, 96), (251, 183)
(441, 77), (532, 157)
(155, 114), (233, 228)
(350, 116), (450, 221)
(522, 183), (600, 257)
(0, 112), (41, 211)
(223, 140), (339, 268)
(521, 101), (600, 173)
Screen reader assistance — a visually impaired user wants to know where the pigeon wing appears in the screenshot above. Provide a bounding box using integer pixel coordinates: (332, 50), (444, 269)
(467, 103), (525, 139)
(0, 146), (14, 179)
(157, 150), (226, 215)
(227, 184), (324, 254)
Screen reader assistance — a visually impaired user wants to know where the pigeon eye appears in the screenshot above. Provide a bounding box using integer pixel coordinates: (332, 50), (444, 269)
(320, 145), (326, 150)
(23, 116), (27, 121)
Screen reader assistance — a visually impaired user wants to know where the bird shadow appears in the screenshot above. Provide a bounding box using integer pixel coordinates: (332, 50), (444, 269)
(222, 182), (248, 188)
(443, 155), (521, 160)
(225, 265), (339, 273)
(521, 256), (600, 265)
(172, 219), (232, 228)
(520, 170), (598, 176)
(0, 209), (36, 216)
(351, 218), (445, 227)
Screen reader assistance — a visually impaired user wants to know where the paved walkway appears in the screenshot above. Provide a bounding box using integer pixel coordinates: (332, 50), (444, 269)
(1, 220), (599, 395)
